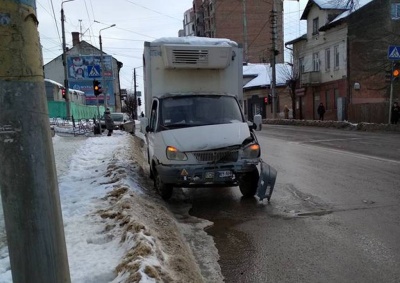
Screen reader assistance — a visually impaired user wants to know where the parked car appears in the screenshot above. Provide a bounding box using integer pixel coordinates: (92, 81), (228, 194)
(100, 112), (134, 133)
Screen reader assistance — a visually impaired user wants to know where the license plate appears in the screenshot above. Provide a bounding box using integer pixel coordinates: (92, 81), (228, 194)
(219, 170), (233, 178)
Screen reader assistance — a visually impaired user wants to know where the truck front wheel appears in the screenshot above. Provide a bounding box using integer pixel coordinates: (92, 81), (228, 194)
(238, 166), (259, 198)
(154, 171), (173, 200)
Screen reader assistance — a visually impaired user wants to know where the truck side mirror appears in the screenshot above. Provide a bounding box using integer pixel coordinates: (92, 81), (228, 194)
(247, 120), (256, 130)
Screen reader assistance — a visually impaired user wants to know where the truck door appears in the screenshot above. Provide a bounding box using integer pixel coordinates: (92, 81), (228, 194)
(147, 100), (159, 162)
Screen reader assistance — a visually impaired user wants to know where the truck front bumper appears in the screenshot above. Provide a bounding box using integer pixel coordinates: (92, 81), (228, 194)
(155, 160), (259, 187)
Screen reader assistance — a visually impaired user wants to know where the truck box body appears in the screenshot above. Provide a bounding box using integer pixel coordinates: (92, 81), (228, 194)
(143, 37), (243, 116)
(142, 36), (261, 200)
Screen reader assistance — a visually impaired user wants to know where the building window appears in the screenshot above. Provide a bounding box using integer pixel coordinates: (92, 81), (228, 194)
(334, 89), (339, 109)
(334, 45), (340, 69)
(312, 18), (319, 35)
(313, 52), (320, 71)
(325, 48), (331, 71)
(299, 57), (305, 73)
(325, 90), (330, 110)
(391, 3), (400, 20)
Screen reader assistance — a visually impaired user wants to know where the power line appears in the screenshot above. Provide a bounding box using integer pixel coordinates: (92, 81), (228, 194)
(123, 0), (183, 21)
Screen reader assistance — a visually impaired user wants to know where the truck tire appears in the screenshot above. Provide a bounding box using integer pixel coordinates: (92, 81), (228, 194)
(154, 171), (173, 200)
(238, 165), (259, 198)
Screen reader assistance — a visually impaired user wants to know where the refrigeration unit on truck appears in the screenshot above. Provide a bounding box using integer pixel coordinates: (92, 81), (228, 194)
(141, 36), (276, 200)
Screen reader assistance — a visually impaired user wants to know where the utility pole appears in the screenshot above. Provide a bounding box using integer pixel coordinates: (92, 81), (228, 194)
(61, 0), (74, 119)
(134, 68), (137, 119)
(270, 0), (278, 118)
(99, 24), (116, 110)
(0, 1), (71, 282)
(242, 0), (248, 62)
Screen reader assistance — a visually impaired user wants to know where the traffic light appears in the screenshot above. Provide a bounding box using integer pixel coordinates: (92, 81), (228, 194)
(61, 88), (66, 99)
(264, 96), (268, 104)
(393, 62), (400, 80)
(93, 80), (102, 96)
(138, 98), (142, 106)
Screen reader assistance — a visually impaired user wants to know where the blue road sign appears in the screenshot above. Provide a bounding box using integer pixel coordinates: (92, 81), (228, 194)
(87, 65), (101, 78)
(388, 46), (400, 60)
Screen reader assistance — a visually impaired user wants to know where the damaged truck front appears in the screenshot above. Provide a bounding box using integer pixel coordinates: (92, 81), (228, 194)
(141, 36), (276, 200)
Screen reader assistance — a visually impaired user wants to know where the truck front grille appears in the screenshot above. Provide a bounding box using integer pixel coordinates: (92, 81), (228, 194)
(193, 150), (239, 163)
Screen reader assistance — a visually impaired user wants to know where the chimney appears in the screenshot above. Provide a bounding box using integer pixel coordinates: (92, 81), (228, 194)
(72, 32), (80, 46)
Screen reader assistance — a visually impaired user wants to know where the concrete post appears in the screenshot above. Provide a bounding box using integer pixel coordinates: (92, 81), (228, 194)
(0, 1), (71, 282)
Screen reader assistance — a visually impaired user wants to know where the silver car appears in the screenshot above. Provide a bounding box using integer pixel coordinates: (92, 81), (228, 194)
(100, 112), (135, 133)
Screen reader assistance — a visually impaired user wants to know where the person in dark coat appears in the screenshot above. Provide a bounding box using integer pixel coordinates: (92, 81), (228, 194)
(317, 103), (326, 121)
(104, 108), (114, 136)
(391, 102), (400, 124)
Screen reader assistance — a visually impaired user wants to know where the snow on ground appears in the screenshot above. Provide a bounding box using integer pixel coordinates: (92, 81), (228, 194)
(0, 126), (223, 283)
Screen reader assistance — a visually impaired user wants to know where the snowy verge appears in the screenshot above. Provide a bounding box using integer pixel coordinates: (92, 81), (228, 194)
(59, 132), (205, 282)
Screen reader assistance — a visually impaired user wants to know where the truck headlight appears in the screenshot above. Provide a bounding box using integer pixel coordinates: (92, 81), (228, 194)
(242, 143), (260, 159)
(166, 146), (188, 161)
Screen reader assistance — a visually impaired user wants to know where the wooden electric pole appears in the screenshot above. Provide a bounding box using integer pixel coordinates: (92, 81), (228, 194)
(270, 0), (278, 118)
(0, 1), (71, 282)
(242, 0), (249, 62)
(134, 68), (137, 119)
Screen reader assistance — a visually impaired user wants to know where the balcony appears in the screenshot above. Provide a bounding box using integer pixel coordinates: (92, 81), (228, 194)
(300, 71), (321, 86)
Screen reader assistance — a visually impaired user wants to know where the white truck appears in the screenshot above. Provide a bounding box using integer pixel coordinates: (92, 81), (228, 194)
(141, 36), (275, 200)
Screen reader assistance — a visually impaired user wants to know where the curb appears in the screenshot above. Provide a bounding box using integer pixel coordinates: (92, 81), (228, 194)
(263, 119), (400, 133)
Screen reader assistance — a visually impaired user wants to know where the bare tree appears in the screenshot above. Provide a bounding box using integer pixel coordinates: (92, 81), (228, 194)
(122, 95), (137, 119)
(279, 49), (300, 119)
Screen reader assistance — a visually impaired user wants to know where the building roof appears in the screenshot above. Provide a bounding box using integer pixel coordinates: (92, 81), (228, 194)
(44, 78), (63, 87)
(285, 34), (307, 46)
(300, 0), (348, 20)
(44, 78), (85, 95)
(43, 40), (122, 67)
(243, 63), (290, 89)
(319, 0), (374, 31)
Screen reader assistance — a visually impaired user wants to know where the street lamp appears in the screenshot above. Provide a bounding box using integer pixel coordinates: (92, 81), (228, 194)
(99, 24), (116, 109)
(61, 0), (75, 119)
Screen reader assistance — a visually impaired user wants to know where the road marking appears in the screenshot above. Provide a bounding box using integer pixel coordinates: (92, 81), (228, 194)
(295, 203), (399, 217)
(288, 141), (400, 165)
(289, 137), (362, 144)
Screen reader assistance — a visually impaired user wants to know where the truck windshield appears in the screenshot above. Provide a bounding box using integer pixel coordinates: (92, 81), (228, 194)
(159, 95), (244, 129)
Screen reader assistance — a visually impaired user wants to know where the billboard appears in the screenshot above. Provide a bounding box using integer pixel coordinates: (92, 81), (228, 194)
(67, 55), (115, 106)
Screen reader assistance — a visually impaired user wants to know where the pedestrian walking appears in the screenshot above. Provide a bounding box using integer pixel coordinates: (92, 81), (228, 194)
(104, 108), (114, 136)
(391, 102), (400, 124)
(317, 103), (326, 121)
(284, 105), (290, 119)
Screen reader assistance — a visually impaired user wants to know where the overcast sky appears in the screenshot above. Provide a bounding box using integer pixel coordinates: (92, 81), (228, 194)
(36, 0), (307, 93)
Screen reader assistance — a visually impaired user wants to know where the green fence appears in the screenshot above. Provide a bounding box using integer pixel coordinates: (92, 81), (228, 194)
(48, 101), (112, 120)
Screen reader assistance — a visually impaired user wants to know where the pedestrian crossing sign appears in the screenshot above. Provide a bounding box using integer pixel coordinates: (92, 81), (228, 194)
(388, 46), (400, 60)
(87, 65), (101, 78)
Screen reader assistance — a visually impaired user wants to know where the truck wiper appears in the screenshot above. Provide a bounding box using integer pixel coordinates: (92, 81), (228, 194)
(159, 124), (170, 130)
(167, 123), (192, 129)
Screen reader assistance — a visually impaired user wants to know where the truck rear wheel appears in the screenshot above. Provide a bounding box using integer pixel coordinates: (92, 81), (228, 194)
(239, 165), (259, 198)
(154, 171), (173, 200)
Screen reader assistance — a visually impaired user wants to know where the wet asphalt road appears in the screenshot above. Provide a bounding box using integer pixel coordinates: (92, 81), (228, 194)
(183, 125), (400, 283)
